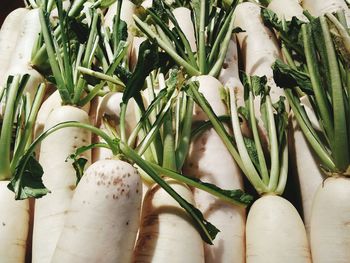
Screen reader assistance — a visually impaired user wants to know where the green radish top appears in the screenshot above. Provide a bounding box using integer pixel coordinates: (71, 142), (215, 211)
(37, 0), (126, 107)
(267, 10), (350, 176)
(0, 75), (47, 198)
(186, 74), (289, 195)
(133, 0), (241, 77)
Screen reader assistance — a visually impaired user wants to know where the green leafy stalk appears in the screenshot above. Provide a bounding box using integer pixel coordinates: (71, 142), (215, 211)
(228, 88), (267, 194)
(0, 75), (28, 180)
(39, 7), (71, 103)
(163, 110), (177, 171)
(302, 24), (333, 142)
(198, 0), (207, 73)
(133, 15), (201, 76)
(10, 83), (46, 174)
(320, 16), (349, 170)
(248, 91), (269, 185)
(175, 96), (194, 169)
(120, 142), (219, 245)
(149, 162), (253, 207)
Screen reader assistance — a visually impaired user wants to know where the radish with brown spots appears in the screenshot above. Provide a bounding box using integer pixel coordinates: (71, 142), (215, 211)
(51, 159), (142, 263)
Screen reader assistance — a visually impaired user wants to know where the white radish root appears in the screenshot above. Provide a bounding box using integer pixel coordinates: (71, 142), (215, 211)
(246, 195), (311, 263)
(184, 75), (246, 263)
(0, 9), (43, 101)
(310, 176), (350, 263)
(290, 117), (323, 235)
(171, 7), (197, 52)
(0, 8), (28, 82)
(52, 159), (142, 263)
(32, 106), (91, 263)
(268, 0), (308, 21)
(234, 2), (283, 104)
(133, 180), (205, 263)
(302, 0), (350, 25)
(0, 182), (29, 263)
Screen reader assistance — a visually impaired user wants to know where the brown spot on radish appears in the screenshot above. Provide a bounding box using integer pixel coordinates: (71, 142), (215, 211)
(113, 178), (122, 185)
(2, 222), (5, 226)
(136, 189), (139, 193)
(69, 185), (75, 191)
(222, 62), (228, 69)
(126, 221), (129, 226)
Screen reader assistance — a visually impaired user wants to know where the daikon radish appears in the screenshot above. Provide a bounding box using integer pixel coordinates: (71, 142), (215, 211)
(32, 106), (91, 263)
(104, 0), (136, 56)
(34, 90), (90, 160)
(268, 0), (308, 21)
(310, 177), (350, 263)
(0, 182), (29, 263)
(52, 159), (142, 263)
(246, 195), (311, 263)
(234, 2), (283, 103)
(2, 9), (43, 97)
(302, 0), (350, 25)
(184, 75), (246, 263)
(290, 117), (323, 235)
(133, 180), (205, 263)
(0, 8), (28, 82)
(222, 76), (311, 263)
(272, 14), (350, 262)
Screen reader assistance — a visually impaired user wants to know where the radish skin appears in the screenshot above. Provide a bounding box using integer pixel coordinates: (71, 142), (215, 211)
(234, 2), (283, 103)
(246, 195), (311, 263)
(52, 159), (142, 263)
(290, 117), (323, 235)
(184, 75), (246, 263)
(268, 0), (308, 21)
(129, 36), (147, 71)
(310, 177), (350, 263)
(0, 182), (29, 263)
(219, 35), (240, 85)
(171, 7), (197, 52)
(1, 9), (43, 98)
(93, 92), (137, 162)
(132, 180), (205, 263)
(302, 0), (350, 25)
(34, 91), (90, 160)
(0, 8), (28, 82)
(32, 106), (91, 263)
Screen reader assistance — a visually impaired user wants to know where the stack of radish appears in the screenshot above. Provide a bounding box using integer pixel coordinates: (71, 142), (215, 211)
(0, 0), (349, 262)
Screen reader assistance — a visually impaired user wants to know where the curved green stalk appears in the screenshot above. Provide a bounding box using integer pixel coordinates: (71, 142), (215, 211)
(0, 76), (22, 180)
(265, 96), (280, 191)
(198, 0), (207, 73)
(229, 88), (267, 193)
(248, 91), (269, 185)
(133, 15), (201, 76)
(149, 162), (252, 207)
(285, 90), (337, 171)
(10, 83), (46, 174)
(320, 16), (349, 170)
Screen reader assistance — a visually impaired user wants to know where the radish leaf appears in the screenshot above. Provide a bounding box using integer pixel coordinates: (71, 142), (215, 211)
(8, 155), (50, 200)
